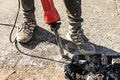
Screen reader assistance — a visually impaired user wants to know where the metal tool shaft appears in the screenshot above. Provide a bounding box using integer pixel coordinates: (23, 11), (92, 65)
(54, 30), (65, 57)
(50, 22), (67, 58)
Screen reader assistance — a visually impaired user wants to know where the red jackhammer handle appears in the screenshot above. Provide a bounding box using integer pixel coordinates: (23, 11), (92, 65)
(41, 0), (60, 24)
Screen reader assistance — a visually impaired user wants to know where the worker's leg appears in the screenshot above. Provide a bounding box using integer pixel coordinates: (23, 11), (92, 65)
(63, 0), (83, 32)
(17, 0), (36, 43)
(21, 0), (36, 22)
(63, 0), (96, 55)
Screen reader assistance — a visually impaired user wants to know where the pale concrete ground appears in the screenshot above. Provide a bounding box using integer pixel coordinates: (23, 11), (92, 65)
(0, 0), (120, 80)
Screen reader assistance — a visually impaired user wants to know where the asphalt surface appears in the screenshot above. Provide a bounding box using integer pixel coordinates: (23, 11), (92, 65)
(0, 0), (120, 80)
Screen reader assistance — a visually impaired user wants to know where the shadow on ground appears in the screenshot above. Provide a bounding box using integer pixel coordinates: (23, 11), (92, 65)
(18, 26), (120, 58)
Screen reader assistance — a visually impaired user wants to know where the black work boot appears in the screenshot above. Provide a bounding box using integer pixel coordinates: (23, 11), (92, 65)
(17, 20), (36, 43)
(66, 22), (96, 55)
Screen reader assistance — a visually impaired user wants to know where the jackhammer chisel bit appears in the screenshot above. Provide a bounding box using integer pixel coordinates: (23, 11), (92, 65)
(50, 22), (70, 59)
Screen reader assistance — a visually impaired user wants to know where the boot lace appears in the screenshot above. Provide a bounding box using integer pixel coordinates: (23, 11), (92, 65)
(19, 22), (36, 34)
(71, 29), (89, 45)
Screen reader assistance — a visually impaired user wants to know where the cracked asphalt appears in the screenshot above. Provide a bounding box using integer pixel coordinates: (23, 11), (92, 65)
(0, 0), (120, 80)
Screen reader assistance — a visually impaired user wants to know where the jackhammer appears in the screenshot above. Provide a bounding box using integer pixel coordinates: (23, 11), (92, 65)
(41, 0), (68, 59)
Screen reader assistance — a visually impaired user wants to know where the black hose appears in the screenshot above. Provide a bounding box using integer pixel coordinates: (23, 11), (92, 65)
(9, 0), (20, 43)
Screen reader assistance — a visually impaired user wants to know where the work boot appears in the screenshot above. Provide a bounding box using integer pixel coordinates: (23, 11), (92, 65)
(17, 20), (36, 43)
(66, 22), (96, 55)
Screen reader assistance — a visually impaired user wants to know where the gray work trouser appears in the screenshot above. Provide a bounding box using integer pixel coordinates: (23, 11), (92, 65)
(21, 0), (83, 31)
